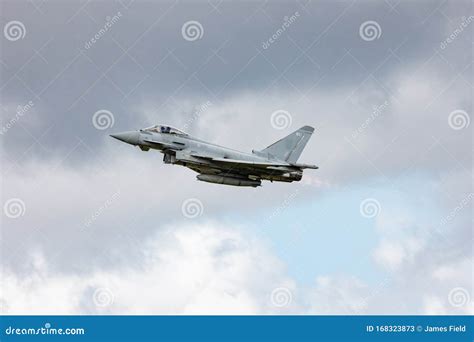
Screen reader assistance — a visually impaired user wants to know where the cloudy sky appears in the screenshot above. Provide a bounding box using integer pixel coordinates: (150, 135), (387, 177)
(1, 0), (472, 314)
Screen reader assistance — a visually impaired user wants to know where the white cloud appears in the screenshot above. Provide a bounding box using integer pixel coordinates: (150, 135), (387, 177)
(1, 59), (471, 315)
(308, 275), (369, 314)
(373, 240), (406, 271)
(1, 222), (296, 315)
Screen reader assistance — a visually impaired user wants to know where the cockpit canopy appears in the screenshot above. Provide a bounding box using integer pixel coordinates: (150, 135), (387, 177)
(142, 125), (188, 136)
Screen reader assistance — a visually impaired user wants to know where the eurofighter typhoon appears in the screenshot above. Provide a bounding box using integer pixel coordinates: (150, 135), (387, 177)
(110, 125), (318, 187)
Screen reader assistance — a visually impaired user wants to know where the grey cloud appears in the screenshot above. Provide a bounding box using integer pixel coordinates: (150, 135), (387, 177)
(1, 0), (470, 160)
(1, 0), (472, 314)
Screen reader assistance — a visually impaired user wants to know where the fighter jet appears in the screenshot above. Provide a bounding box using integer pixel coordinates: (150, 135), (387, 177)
(110, 124), (318, 187)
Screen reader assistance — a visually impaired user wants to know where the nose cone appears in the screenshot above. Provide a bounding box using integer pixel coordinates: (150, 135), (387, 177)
(110, 131), (139, 145)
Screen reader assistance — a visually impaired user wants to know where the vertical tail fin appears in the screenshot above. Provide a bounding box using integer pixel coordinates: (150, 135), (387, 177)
(258, 126), (314, 163)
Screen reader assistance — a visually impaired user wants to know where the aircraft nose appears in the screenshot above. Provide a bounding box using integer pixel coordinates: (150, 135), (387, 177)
(109, 131), (139, 145)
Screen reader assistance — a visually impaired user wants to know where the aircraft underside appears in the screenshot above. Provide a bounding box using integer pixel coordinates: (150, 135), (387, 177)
(184, 162), (303, 187)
